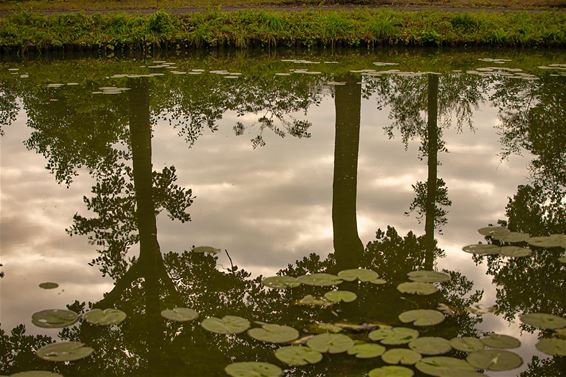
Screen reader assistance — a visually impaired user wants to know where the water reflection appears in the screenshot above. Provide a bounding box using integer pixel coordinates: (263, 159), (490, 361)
(1, 52), (565, 376)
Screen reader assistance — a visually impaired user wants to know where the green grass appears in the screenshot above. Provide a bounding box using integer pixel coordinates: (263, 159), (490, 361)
(0, 9), (564, 51)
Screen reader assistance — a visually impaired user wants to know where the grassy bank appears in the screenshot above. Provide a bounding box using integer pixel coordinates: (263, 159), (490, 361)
(0, 9), (564, 52)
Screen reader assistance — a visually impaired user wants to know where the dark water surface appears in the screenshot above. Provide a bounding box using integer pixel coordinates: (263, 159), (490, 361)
(1, 49), (565, 377)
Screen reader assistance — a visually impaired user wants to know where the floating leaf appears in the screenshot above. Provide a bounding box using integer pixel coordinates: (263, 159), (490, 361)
(409, 337), (452, 355)
(399, 310), (445, 326)
(84, 309), (126, 326)
(397, 282), (438, 295)
(369, 327), (419, 345)
(370, 278), (387, 285)
(555, 328), (566, 338)
(520, 313), (566, 329)
(324, 290), (357, 303)
(369, 366), (414, 377)
(160, 307), (199, 322)
(38, 282), (59, 289)
(306, 333), (354, 353)
(499, 246), (532, 257)
(347, 343), (385, 358)
(450, 337), (484, 352)
(11, 372), (64, 377)
(480, 334), (520, 349)
(32, 309), (79, 328)
(467, 304), (496, 315)
(558, 256), (566, 264)
(527, 234), (566, 249)
(535, 338), (566, 356)
(337, 268), (378, 282)
(295, 295), (333, 307)
(407, 271), (450, 283)
(201, 315), (250, 334)
(192, 246), (221, 254)
(248, 324), (299, 343)
(478, 226), (509, 236)
(467, 350), (522, 371)
(224, 362), (282, 377)
(382, 348), (422, 365)
(308, 322), (343, 333)
(462, 244), (501, 255)
(415, 357), (476, 376)
(275, 346), (322, 365)
(262, 276), (300, 289)
(36, 342), (94, 362)
(491, 232), (530, 243)
(298, 273), (343, 286)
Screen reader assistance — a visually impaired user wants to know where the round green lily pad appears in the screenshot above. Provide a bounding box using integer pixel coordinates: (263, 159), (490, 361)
(36, 342), (94, 362)
(397, 282), (438, 295)
(467, 350), (522, 371)
(399, 310), (445, 326)
(84, 308), (126, 326)
(462, 244), (501, 255)
(224, 362), (282, 377)
(369, 366), (414, 377)
(499, 246), (532, 257)
(415, 357), (475, 376)
(160, 307), (199, 322)
(382, 348), (421, 365)
(407, 271), (450, 283)
(535, 338), (566, 356)
(11, 372), (63, 377)
(347, 343), (385, 358)
(38, 282), (59, 289)
(262, 276), (300, 289)
(295, 295), (332, 307)
(31, 309), (79, 328)
(370, 278), (387, 285)
(337, 268), (379, 282)
(478, 226), (509, 237)
(306, 333), (354, 353)
(520, 313), (566, 329)
(528, 235), (566, 249)
(324, 290), (357, 303)
(248, 324), (299, 343)
(450, 337), (484, 352)
(192, 246), (222, 254)
(369, 327), (419, 345)
(409, 337), (452, 355)
(298, 273), (343, 287)
(491, 232), (530, 243)
(201, 315), (250, 334)
(274, 346), (322, 366)
(480, 334), (520, 349)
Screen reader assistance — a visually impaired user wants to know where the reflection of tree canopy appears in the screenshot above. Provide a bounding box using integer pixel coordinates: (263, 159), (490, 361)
(0, 78), (19, 135)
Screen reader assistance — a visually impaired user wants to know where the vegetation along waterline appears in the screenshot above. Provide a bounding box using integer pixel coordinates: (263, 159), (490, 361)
(0, 9), (565, 52)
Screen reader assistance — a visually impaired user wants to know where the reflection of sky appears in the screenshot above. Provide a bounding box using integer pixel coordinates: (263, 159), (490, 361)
(0, 76), (550, 375)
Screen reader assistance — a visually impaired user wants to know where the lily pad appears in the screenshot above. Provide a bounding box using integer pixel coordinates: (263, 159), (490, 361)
(369, 327), (419, 345)
(399, 310), (445, 326)
(369, 366), (414, 377)
(192, 246), (221, 255)
(535, 338), (566, 356)
(347, 343), (386, 358)
(415, 357), (476, 376)
(84, 309), (126, 326)
(160, 307), (199, 322)
(499, 246), (532, 257)
(38, 282), (59, 289)
(298, 273), (343, 287)
(370, 278), (387, 285)
(407, 271), (450, 283)
(409, 337), (452, 355)
(224, 362), (282, 377)
(295, 295), (333, 307)
(491, 232), (530, 243)
(382, 348), (422, 365)
(306, 333), (354, 353)
(11, 372), (64, 377)
(324, 290), (357, 303)
(262, 276), (301, 289)
(36, 342), (94, 362)
(31, 309), (79, 328)
(467, 350), (522, 371)
(462, 244), (501, 255)
(559, 256), (566, 264)
(397, 282), (438, 295)
(520, 313), (566, 329)
(201, 315), (250, 334)
(528, 234), (566, 249)
(248, 324), (299, 343)
(478, 226), (509, 237)
(450, 337), (484, 352)
(480, 334), (520, 349)
(337, 268), (379, 282)
(274, 346), (323, 365)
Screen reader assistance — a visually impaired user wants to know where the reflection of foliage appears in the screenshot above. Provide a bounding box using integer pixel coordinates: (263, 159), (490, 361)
(519, 356), (566, 377)
(0, 80), (19, 135)
(408, 178), (452, 229)
(0, 325), (52, 373)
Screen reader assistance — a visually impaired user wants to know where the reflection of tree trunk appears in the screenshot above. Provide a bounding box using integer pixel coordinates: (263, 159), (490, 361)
(332, 75), (364, 270)
(424, 74), (439, 270)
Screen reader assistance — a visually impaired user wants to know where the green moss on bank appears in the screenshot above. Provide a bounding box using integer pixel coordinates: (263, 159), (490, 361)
(0, 9), (564, 51)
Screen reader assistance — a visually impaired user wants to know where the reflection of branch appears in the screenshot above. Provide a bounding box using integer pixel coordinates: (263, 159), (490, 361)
(94, 262), (142, 308)
(225, 249), (235, 274)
